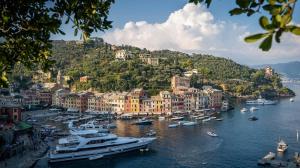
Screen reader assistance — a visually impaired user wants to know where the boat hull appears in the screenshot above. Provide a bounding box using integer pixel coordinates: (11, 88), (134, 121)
(133, 121), (153, 125)
(48, 138), (155, 163)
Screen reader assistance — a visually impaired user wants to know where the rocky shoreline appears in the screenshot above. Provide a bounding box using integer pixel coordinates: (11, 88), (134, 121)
(0, 142), (48, 168)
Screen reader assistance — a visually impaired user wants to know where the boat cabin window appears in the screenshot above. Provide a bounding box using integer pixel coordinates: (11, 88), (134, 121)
(87, 139), (115, 144)
(60, 142), (79, 147)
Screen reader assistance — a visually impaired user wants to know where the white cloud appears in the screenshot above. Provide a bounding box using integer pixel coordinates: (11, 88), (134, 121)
(103, 3), (300, 65)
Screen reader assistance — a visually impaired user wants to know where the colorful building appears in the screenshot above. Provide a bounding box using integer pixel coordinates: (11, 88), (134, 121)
(171, 75), (190, 90)
(0, 104), (23, 122)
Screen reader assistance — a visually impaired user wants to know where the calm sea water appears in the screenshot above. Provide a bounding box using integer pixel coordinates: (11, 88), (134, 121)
(38, 84), (300, 168)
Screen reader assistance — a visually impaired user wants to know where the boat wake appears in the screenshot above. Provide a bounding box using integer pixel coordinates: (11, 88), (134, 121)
(201, 139), (223, 154)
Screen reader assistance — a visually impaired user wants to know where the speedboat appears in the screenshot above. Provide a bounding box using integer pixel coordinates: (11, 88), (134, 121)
(178, 120), (190, 125)
(146, 130), (156, 136)
(158, 116), (165, 121)
(202, 118), (211, 122)
(170, 116), (184, 121)
(248, 116), (258, 121)
(133, 118), (153, 125)
(277, 140), (288, 152)
(48, 132), (156, 162)
(290, 98), (294, 102)
(250, 107), (259, 112)
(68, 120), (109, 133)
(168, 123), (179, 128)
(106, 123), (117, 129)
(246, 97), (277, 105)
(182, 121), (197, 126)
(207, 131), (218, 137)
(216, 118), (223, 121)
(240, 108), (248, 112)
(263, 152), (275, 160)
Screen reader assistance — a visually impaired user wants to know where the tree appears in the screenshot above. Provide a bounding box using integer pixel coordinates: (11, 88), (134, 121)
(0, 0), (114, 87)
(190, 0), (300, 51)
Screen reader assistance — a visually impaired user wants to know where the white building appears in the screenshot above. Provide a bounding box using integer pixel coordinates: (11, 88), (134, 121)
(115, 49), (132, 60)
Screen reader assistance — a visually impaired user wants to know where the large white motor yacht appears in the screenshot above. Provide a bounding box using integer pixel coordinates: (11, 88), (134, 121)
(246, 97), (276, 105)
(48, 132), (156, 162)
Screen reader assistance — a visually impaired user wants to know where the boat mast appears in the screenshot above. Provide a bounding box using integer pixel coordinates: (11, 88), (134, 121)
(297, 130), (299, 142)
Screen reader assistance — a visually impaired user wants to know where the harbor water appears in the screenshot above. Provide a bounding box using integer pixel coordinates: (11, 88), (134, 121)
(37, 84), (300, 168)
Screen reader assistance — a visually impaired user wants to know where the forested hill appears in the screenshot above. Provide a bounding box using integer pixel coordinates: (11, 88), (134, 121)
(12, 38), (294, 97)
(49, 39), (256, 94)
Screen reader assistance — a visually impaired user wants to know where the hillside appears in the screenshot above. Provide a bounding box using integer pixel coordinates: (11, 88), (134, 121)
(253, 61), (300, 79)
(11, 38), (294, 97)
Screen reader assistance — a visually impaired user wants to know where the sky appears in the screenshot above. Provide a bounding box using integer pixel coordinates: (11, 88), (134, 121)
(51, 0), (300, 65)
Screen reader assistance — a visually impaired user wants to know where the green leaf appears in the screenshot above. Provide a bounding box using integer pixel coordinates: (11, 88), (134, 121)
(229, 8), (245, 15)
(74, 28), (78, 36)
(281, 14), (291, 27)
(2, 16), (9, 23)
(275, 15), (282, 23)
(259, 34), (273, 51)
(244, 33), (269, 43)
(275, 29), (282, 43)
(58, 29), (65, 35)
(269, 0), (276, 5)
(259, 16), (270, 29)
(236, 0), (250, 8)
(247, 9), (255, 16)
(289, 26), (300, 35)
(270, 6), (282, 15)
(205, 0), (212, 7)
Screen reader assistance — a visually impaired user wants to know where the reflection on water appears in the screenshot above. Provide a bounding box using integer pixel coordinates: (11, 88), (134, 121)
(38, 84), (300, 168)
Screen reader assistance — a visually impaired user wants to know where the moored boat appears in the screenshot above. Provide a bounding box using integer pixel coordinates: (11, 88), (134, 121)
(248, 116), (258, 121)
(170, 116), (184, 121)
(263, 152), (275, 160)
(246, 97), (277, 105)
(250, 107), (259, 111)
(240, 108), (248, 112)
(168, 123), (179, 128)
(202, 118), (211, 122)
(158, 116), (165, 121)
(48, 132), (156, 163)
(207, 131), (218, 137)
(133, 118), (153, 125)
(277, 139), (288, 152)
(182, 121), (197, 126)
(290, 98), (294, 102)
(146, 130), (156, 136)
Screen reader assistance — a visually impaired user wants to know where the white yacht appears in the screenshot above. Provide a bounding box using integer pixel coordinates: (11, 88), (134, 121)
(48, 132), (156, 162)
(240, 108), (248, 112)
(170, 116), (184, 121)
(158, 116), (165, 121)
(168, 123), (179, 128)
(246, 97), (276, 105)
(202, 118), (211, 122)
(68, 120), (109, 133)
(263, 152), (275, 160)
(182, 121), (197, 126)
(207, 131), (218, 137)
(250, 107), (259, 112)
(277, 140), (288, 152)
(132, 118), (153, 125)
